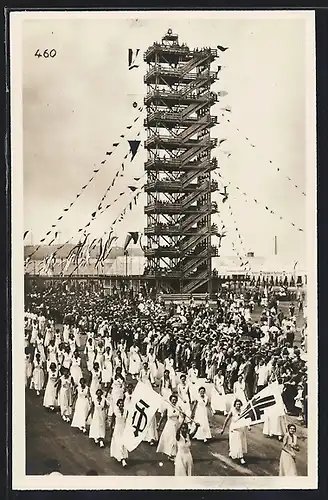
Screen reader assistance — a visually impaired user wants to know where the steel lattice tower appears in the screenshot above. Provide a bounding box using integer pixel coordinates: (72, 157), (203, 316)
(143, 30), (219, 294)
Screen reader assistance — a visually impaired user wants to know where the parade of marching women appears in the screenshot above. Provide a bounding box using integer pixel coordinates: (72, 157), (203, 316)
(24, 282), (308, 476)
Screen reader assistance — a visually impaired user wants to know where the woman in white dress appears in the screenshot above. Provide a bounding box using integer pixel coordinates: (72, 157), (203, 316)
(71, 377), (91, 433)
(221, 399), (248, 465)
(90, 362), (102, 399)
(174, 420), (200, 476)
(177, 374), (192, 419)
(157, 394), (181, 461)
(279, 424), (299, 476)
(88, 388), (107, 448)
(35, 333), (46, 362)
(68, 332), (77, 355)
(57, 368), (74, 422)
(102, 347), (113, 389)
(164, 354), (176, 389)
(70, 350), (83, 386)
(109, 398), (128, 466)
(63, 323), (70, 344)
(73, 324), (81, 348)
(147, 347), (159, 383)
(192, 387), (212, 443)
(123, 383), (134, 416)
(211, 369), (228, 415)
(159, 370), (173, 412)
(110, 367), (125, 406)
(25, 349), (32, 388)
(94, 343), (105, 370)
(128, 344), (141, 378)
(46, 339), (58, 370)
(43, 362), (59, 411)
(139, 362), (154, 386)
(44, 324), (54, 348)
(187, 363), (199, 403)
(30, 352), (45, 396)
(62, 345), (72, 371)
(233, 375), (248, 406)
(30, 320), (39, 345)
(84, 338), (96, 372)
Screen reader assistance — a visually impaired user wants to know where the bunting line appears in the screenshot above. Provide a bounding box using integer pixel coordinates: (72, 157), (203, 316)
(26, 106), (144, 258)
(213, 170), (304, 234)
(220, 110), (306, 197)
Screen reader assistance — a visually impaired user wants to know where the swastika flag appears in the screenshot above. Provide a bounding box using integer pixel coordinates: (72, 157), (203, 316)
(231, 383), (286, 430)
(122, 382), (162, 451)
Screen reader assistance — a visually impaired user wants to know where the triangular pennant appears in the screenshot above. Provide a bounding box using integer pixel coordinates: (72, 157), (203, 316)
(92, 212), (96, 218)
(101, 160), (106, 164)
(128, 140), (141, 161)
(106, 151), (113, 156)
(23, 231), (29, 240)
(128, 185), (138, 192)
(94, 169), (99, 173)
(113, 143), (119, 147)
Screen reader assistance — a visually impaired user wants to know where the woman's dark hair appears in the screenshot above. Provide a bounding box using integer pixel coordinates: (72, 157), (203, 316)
(233, 398), (242, 407)
(287, 423), (296, 432)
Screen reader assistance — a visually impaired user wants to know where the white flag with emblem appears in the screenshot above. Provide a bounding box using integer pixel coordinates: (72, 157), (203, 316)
(122, 381), (162, 451)
(231, 382), (286, 430)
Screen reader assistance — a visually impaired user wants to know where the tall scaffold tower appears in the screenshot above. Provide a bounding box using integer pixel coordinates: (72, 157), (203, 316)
(143, 29), (220, 295)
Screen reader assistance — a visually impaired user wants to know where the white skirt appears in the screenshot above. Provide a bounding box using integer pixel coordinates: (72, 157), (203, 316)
(193, 405), (212, 440)
(43, 379), (58, 408)
(70, 365), (82, 385)
(30, 366), (45, 391)
(229, 427), (247, 459)
(71, 396), (90, 428)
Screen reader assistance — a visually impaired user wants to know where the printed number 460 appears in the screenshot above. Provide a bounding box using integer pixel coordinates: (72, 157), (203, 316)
(34, 49), (57, 58)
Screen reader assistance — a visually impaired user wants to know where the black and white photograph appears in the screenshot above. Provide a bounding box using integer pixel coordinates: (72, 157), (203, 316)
(10, 9), (317, 489)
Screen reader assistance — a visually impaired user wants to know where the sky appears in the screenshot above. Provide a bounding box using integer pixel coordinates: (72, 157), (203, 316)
(22, 11), (314, 265)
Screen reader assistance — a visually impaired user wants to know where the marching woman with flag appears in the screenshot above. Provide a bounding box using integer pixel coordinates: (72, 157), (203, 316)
(147, 346), (159, 384)
(279, 424), (299, 476)
(220, 399), (248, 465)
(57, 367), (74, 423)
(88, 388), (107, 448)
(233, 374), (248, 406)
(174, 419), (200, 476)
(109, 398), (129, 467)
(157, 393), (181, 461)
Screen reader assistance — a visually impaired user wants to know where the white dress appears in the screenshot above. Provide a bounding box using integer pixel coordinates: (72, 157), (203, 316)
(129, 346), (141, 375)
(111, 377), (125, 406)
(211, 375), (227, 413)
(30, 359), (45, 391)
(228, 407), (247, 459)
(233, 381), (247, 406)
(43, 368), (59, 408)
(157, 404), (180, 457)
(70, 357), (82, 385)
(71, 385), (91, 429)
(193, 395), (212, 440)
(89, 396), (107, 440)
(59, 376), (73, 418)
(25, 354), (32, 386)
(187, 368), (199, 402)
(90, 369), (102, 399)
(102, 354), (113, 384)
(177, 382), (192, 418)
(148, 352), (159, 381)
(164, 358), (176, 388)
(110, 406), (128, 461)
